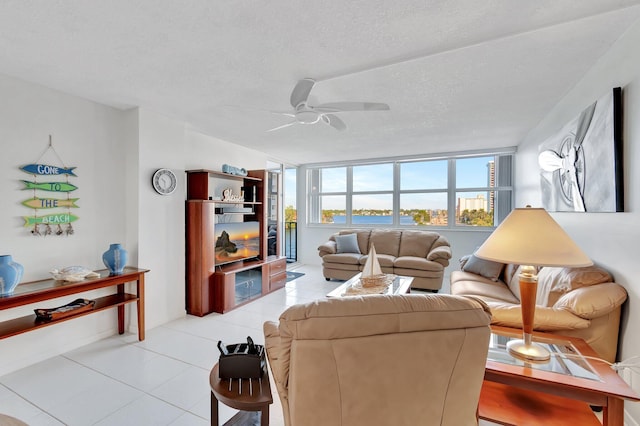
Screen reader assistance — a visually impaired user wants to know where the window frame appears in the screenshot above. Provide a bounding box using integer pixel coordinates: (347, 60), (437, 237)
(306, 149), (515, 229)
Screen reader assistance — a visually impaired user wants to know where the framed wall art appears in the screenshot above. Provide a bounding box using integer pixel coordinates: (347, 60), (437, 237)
(537, 87), (623, 212)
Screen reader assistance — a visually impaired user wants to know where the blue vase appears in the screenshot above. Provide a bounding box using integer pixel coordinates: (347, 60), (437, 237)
(0, 255), (24, 296)
(102, 244), (128, 275)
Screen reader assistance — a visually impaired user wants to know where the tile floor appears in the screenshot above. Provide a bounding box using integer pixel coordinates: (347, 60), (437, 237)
(0, 264), (497, 426)
(0, 265), (334, 425)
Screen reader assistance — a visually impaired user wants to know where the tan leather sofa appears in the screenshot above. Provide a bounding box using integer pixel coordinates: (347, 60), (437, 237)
(317, 229), (452, 291)
(450, 255), (627, 362)
(264, 294), (492, 426)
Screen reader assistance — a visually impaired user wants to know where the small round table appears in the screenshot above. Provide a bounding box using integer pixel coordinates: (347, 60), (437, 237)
(209, 363), (273, 426)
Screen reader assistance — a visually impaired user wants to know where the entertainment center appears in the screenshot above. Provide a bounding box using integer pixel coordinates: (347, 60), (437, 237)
(185, 169), (286, 315)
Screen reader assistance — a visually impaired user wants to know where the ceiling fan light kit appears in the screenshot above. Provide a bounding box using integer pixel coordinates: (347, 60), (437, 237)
(267, 78), (390, 132)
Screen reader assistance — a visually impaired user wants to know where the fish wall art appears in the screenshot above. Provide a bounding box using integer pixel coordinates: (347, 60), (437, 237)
(20, 137), (79, 236)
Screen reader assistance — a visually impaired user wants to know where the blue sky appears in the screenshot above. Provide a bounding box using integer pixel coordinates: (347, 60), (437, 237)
(284, 168), (297, 207)
(284, 156), (494, 210)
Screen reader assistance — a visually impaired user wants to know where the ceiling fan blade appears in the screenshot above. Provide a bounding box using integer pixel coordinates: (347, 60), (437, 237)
(223, 104), (294, 117)
(290, 78), (315, 107)
(272, 112), (296, 118)
(266, 121), (297, 132)
(314, 102), (390, 112)
(323, 114), (347, 131)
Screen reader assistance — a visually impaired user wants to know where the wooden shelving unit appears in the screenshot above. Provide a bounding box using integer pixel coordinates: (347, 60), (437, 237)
(186, 169), (261, 200)
(185, 169), (286, 316)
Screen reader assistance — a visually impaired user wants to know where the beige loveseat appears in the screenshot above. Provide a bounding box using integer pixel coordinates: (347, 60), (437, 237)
(450, 255), (627, 362)
(264, 294), (492, 426)
(317, 229), (452, 291)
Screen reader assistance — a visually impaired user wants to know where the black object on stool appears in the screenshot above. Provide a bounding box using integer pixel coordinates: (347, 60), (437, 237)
(218, 336), (266, 379)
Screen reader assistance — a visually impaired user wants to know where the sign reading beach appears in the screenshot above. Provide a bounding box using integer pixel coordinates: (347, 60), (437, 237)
(20, 138), (79, 236)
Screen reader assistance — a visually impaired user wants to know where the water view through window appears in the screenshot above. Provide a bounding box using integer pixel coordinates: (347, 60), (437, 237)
(308, 153), (513, 227)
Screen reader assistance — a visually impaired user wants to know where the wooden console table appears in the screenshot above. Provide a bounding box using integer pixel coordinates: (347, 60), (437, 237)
(0, 267), (148, 341)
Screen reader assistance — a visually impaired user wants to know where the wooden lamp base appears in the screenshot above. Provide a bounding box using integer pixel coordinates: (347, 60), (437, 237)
(510, 267), (550, 362)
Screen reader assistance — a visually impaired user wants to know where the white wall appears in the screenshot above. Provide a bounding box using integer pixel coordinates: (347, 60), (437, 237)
(0, 74), (127, 375)
(184, 129), (267, 172)
(135, 109), (188, 329)
(516, 20), (640, 423)
(0, 75), (272, 376)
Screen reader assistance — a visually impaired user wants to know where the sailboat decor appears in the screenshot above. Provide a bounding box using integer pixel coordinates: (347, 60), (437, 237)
(359, 244), (395, 288)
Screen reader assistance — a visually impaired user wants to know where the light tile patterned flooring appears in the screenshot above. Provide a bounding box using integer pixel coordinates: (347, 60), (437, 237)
(0, 265), (499, 425)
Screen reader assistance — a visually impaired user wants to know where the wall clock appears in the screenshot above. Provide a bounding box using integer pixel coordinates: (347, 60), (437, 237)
(152, 168), (177, 195)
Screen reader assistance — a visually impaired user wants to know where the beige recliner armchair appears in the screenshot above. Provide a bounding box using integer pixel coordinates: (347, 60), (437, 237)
(263, 294), (492, 426)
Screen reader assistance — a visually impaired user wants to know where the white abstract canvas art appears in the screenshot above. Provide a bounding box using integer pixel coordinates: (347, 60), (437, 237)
(538, 88), (623, 212)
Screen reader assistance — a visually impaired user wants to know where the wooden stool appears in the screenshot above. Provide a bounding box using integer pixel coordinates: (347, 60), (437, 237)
(210, 363), (273, 426)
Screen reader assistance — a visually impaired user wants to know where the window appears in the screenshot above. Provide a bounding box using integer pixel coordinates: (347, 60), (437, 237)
(455, 156), (513, 227)
(307, 152), (513, 228)
(352, 164), (393, 225)
(400, 160), (448, 226)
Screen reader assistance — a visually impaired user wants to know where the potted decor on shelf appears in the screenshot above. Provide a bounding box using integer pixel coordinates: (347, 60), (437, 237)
(102, 244), (128, 275)
(0, 255), (24, 295)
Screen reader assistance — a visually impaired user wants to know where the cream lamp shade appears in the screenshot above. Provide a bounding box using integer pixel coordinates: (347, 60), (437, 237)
(475, 206), (592, 361)
(475, 207), (592, 267)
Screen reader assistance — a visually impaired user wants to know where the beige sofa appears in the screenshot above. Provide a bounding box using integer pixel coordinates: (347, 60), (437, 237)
(317, 229), (452, 291)
(264, 294), (492, 426)
(450, 255), (627, 362)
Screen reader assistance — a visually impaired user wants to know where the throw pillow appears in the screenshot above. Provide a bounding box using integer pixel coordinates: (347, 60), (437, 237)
(335, 233), (361, 254)
(461, 254), (505, 281)
(536, 265), (613, 306)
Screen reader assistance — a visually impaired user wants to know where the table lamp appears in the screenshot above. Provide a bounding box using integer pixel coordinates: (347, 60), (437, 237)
(475, 206), (592, 361)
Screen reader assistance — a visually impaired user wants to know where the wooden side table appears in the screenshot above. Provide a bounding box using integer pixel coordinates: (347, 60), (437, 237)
(210, 363), (273, 426)
(485, 326), (640, 426)
(479, 380), (601, 425)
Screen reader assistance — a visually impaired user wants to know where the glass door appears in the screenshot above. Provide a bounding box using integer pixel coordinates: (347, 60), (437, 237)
(284, 166), (297, 263)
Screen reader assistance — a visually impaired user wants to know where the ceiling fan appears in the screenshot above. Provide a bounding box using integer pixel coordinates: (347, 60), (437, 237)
(267, 78), (390, 132)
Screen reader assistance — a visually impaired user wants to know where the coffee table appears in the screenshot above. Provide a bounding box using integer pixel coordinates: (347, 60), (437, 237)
(483, 326), (640, 426)
(326, 273), (413, 297)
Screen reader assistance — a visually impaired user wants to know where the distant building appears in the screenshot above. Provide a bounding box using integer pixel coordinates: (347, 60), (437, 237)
(457, 194), (488, 217)
(453, 160), (495, 223)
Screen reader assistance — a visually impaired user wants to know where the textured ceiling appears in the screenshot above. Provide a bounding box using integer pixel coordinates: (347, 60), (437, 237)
(1, 1), (639, 165)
